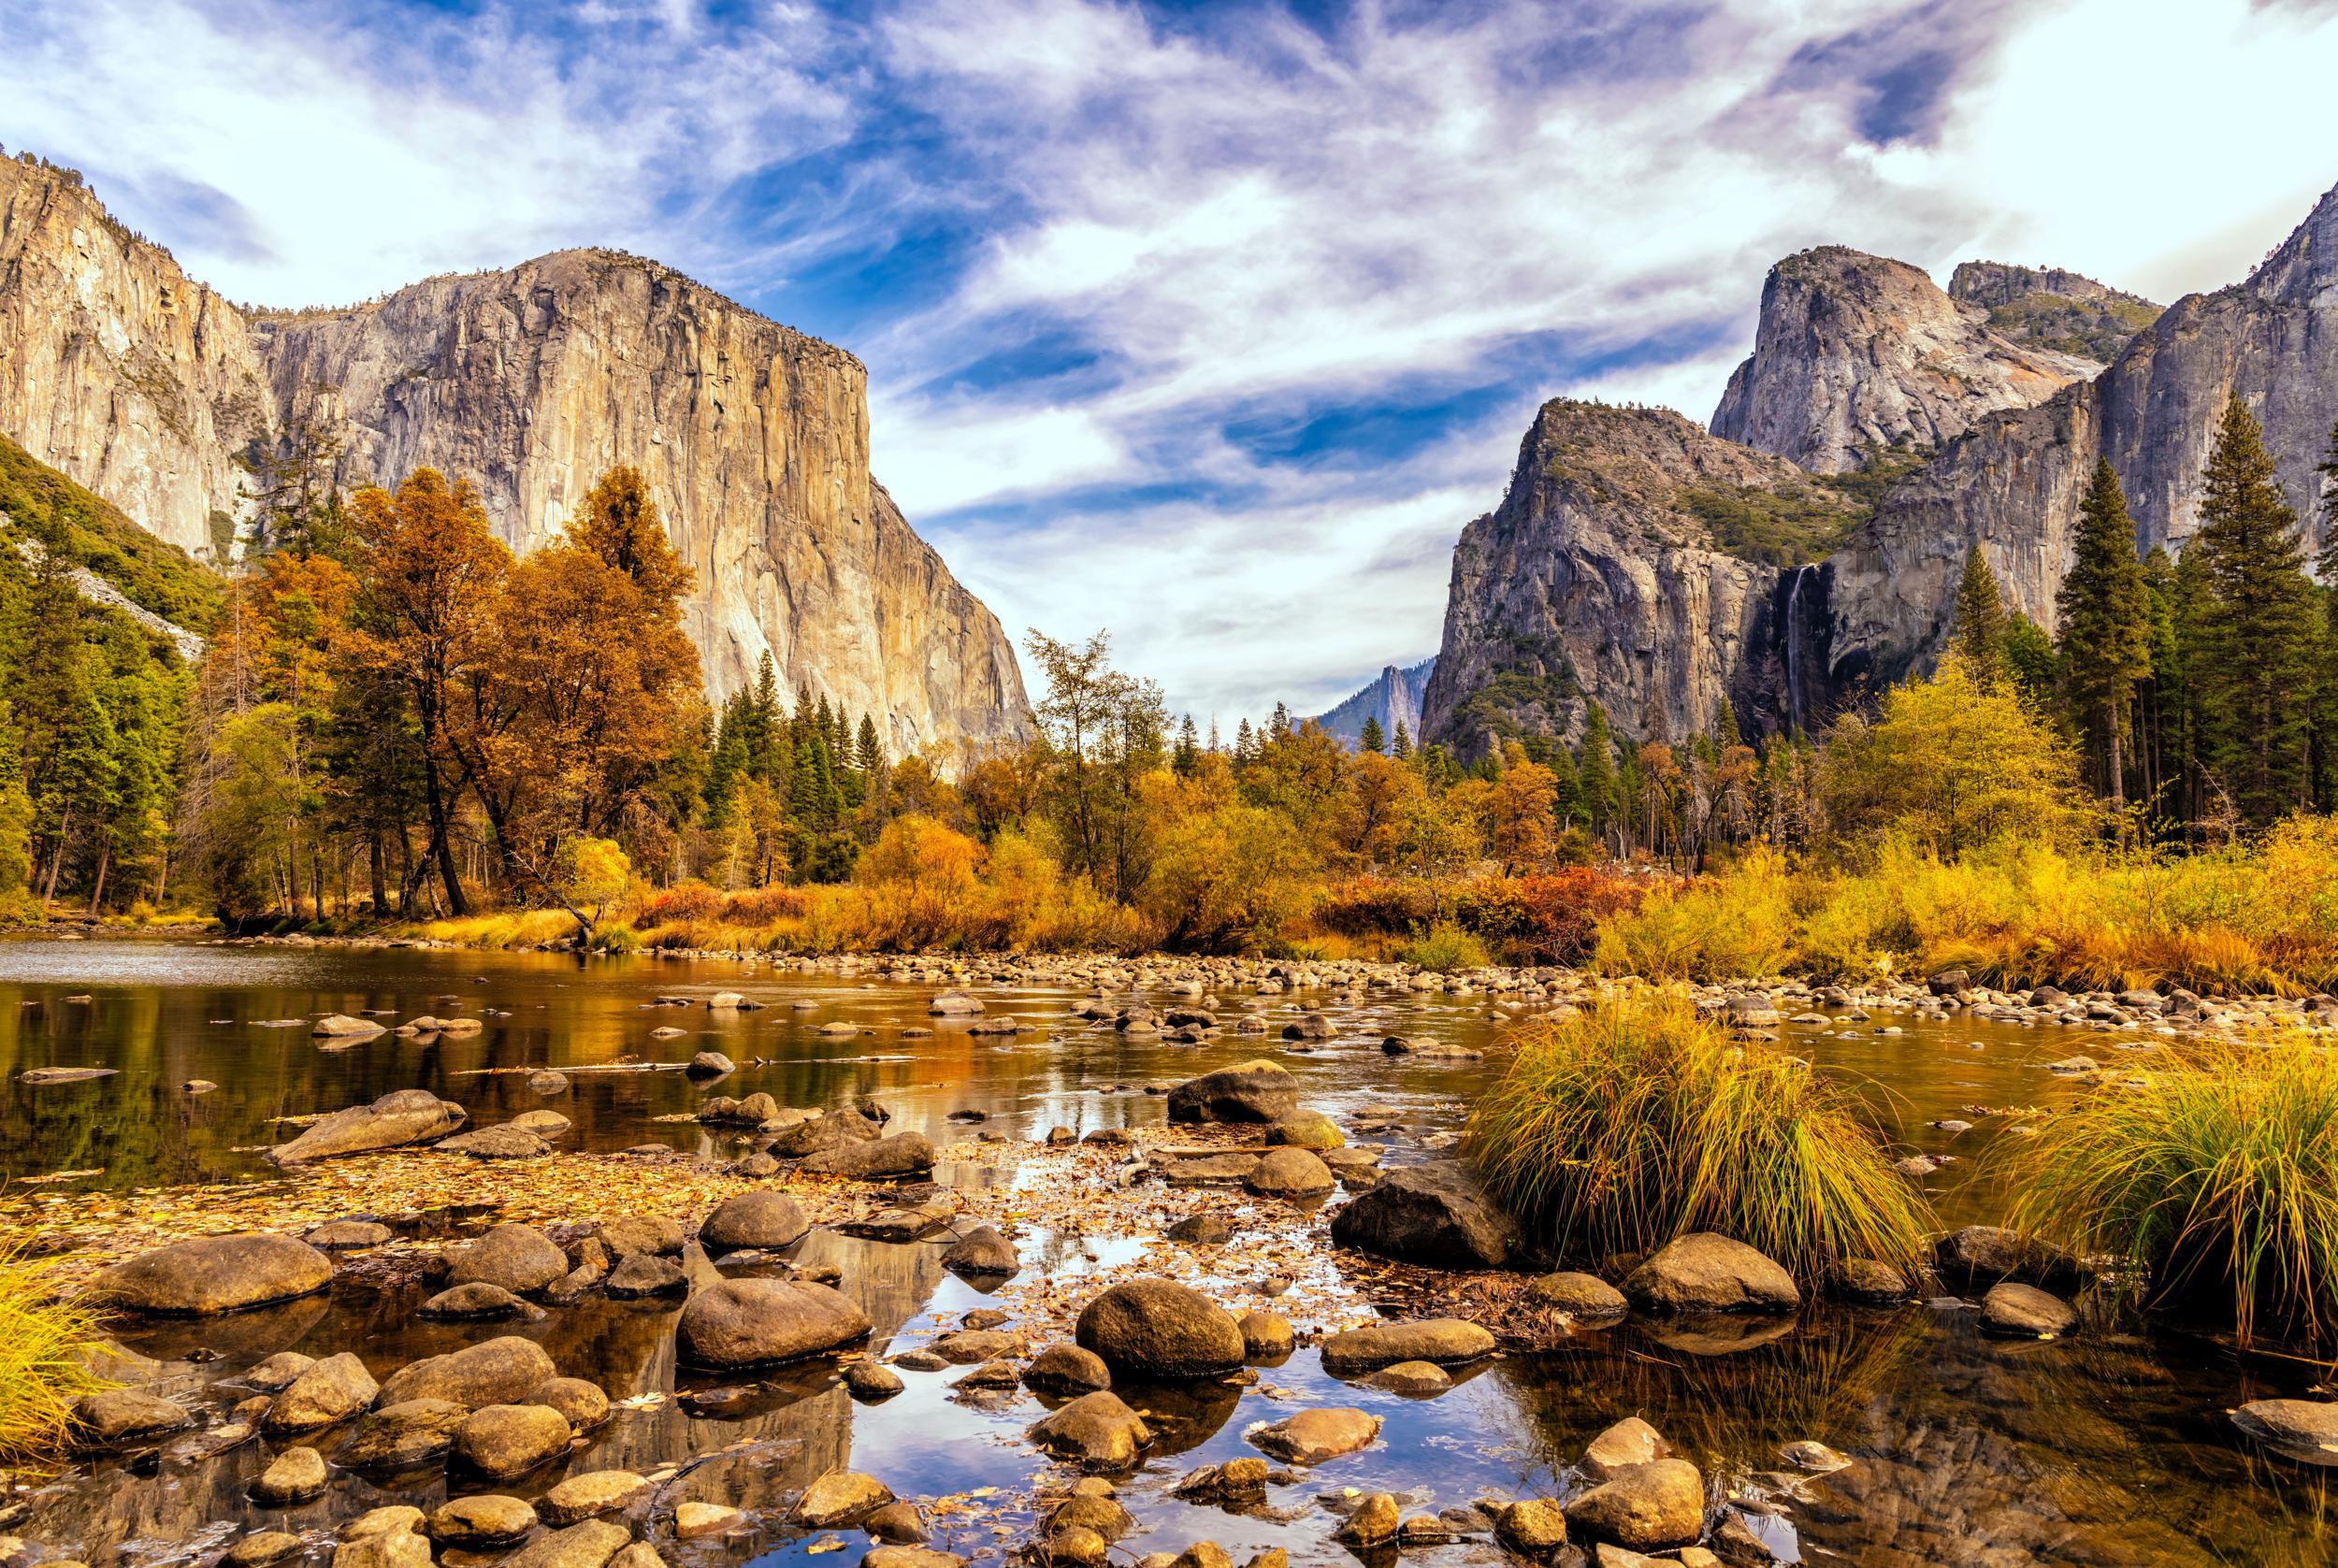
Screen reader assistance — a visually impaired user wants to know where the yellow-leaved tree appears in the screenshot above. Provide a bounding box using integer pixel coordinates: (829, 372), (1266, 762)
(1819, 655), (2095, 858)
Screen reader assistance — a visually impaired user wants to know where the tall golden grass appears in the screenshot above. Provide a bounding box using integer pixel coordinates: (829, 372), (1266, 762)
(0, 1244), (109, 1461)
(1466, 993), (1932, 1282)
(2006, 1035), (2338, 1346)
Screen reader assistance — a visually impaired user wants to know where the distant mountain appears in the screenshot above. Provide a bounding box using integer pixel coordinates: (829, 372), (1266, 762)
(1948, 261), (2162, 364)
(1310, 658), (1435, 747)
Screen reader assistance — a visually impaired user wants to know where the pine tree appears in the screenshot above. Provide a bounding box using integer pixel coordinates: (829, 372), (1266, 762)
(1576, 701), (1618, 834)
(2137, 546), (2182, 821)
(1173, 714), (1199, 775)
(1547, 741), (1582, 828)
(1947, 546), (2010, 687)
(1359, 715), (1386, 753)
(1392, 719), (1413, 759)
(1712, 694), (1739, 748)
(1269, 701), (1292, 742)
(2057, 460), (2154, 828)
(2193, 396), (2321, 827)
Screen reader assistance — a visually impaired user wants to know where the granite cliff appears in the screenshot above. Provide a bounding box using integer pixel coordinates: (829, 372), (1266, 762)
(0, 154), (1027, 755)
(1428, 180), (2338, 754)
(1309, 659), (1435, 749)
(1947, 261), (2162, 363)
(1709, 246), (2099, 473)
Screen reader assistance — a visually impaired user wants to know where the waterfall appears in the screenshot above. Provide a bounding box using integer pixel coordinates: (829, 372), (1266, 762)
(1783, 565), (1808, 735)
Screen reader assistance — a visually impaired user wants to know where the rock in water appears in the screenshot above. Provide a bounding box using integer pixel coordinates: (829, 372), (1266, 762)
(1074, 1280), (1246, 1379)
(942, 1226), (1019, 1278)
(1028, 1391), (1152, 1470)
(1248, 1407), (1380, 1464)
(1165, 1060), (1300, 1124)
(1978, 1282), (2078, 1336)
(1327, 1162), (1521, 1268)
(1561, 1458), (1706, 1550)
(800, 1131), (935, 1179)
(265, 1351), (380, 1431)
(450, 1225), (570, 1294)
(676, 1278), (872, 1368)
(1318, 1319), (1494, 1374)
(700, 1191), (811, 1251)
(1622, 1234), (1800, 1314)
(264, 1089), (467, 1165)
(375, 1337), (558, 1409)
(94, 1234), (334, 1316)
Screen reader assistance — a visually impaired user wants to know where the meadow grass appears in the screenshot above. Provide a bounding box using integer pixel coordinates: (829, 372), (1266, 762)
(2006, 1036), (2338, 1345)
(1466, 993), (1932, 1282)
(0, 1244), (109, 1461)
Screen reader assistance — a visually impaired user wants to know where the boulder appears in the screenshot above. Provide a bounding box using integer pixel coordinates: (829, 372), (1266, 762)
(1622, 1235), (1799, 1314)
(2232, 1399), (2338, 1456)
(1280, 1013), (1337, 1041)
(247, 1351), (318, 1391)
(942, 1226), (1019, 1277)
(866, 1552), (965, 1568)
(1581, 1417), (1669, 1480)
(375, 1336), (558, 1409)
(931, 1329), (1017, 1364)
(1264, 1112), (1343, 1150)
(1562, 1458), (1706, 1550)
(338, 1400), (469, 1468)
(793, 1470), (895, 1528)
(1364, 1360), (1450, 1396)
(1527, 1273), (1628, 1319)
(1246, 1147), (1335, 1198)
(75, 1389), (192, 1446)
(676, 1278), (872, 1368)
(1164, 1214), (1234, 1246)
(687, 1050), (735, 1075)
(1319, 1318), (1494, 1374)
(312, 1014), (386, 1037)
(846, 1360), (907, 1401)
(1978, 1282), (2079, 1336)
(604, 1255), (686, 1298)
(801, 1131), (935, 1179)
(930, 992), (987, 1015)
(1932, 1226), (2080, 1289)
(1166, 1060), (1300, 1124)
(265, 1089), (465, 1165)
(1022, 1342), (1112, 1395)
(225, 1534), (304, 1568)
(450, 1225), (570, 1294)
(1335, 1494), (1401, 1546)
(420, 1283), (529, 1320)
(1327, 1162), (1521, 1269)
(1832, 1258), (1912, 1302)
(265, 1352), (380, 1431)
(306, 1220), (394, 1250)
(1028, 1391), (1152, 1470)
(527, 1378), (612, 1431)
(94, 1234), (333, 1316)
(333, 1506), (434, 1568)
(499, 1520), (632, 1568)
(1496, 1500), (1570, 1558)
(700, 1192), (812, 1251)
(426, 1495), (539, 1547)
(456, 1403), (574, 1479)
(1236, 1311), (1293, 1359)
(539, 1470), (651, 1526)
(1075, 1280), (1246, 1379)
(1248, 1407), (1379, 1463)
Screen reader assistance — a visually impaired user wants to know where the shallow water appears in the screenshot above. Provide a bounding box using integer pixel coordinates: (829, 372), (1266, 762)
(4, 939), (2333, 1568)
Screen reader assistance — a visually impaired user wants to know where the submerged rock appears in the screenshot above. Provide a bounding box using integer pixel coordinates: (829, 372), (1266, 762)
(1319, 1318), (1494, 1374)
(2232, 1399), (2338, 1460)
(1978, 1282), (2078, 1336)
(1248, 1407), (1379, 1464)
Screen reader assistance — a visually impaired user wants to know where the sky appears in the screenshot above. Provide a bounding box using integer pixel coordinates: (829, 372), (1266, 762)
(5, 0), (2338, 728)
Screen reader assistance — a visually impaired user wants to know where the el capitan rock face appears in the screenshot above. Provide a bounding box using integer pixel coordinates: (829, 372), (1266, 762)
(1710, 246), (2098, 474)
(0, 154), (1026, 755)
(1310, 658), (1434, 749)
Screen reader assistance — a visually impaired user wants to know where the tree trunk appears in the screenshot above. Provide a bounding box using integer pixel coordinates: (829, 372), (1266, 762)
(2107, 710), (2128, 845)
(41, 806), (71, 905)
(369, 831), (389, 915)
(86, 842), (110, 917)
(420, 756), (468, 916)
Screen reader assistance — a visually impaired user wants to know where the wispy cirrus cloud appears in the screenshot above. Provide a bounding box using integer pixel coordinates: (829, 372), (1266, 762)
(4, 0), (2336, 726)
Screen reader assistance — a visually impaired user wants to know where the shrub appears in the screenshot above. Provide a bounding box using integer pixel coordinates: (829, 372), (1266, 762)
(1467, 994), (1931, 1281)
(2006, 1037), (2338, 1345)
(0, 1244), (109, 1461)
(639, 882), (724, 924)
(1591, 850), (1797, 981)
(1312, 877), (1437, 938)
(1454, 868), (1651, 965)
(1401, 920), (1490, 972)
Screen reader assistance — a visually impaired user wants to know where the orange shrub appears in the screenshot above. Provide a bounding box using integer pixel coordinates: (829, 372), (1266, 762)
(1312, 877), (1437, 937)
(1454, 868), (1652, 964)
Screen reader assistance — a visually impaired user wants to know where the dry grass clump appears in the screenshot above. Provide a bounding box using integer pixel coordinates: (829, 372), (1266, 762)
(2007, 1036), (2338, 1345)
(1466, 993), (1931, 1282)
(0, 1244), (109, 1461)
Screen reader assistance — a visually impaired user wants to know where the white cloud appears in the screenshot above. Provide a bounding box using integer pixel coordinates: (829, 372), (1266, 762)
(6, 0), (2337, 726)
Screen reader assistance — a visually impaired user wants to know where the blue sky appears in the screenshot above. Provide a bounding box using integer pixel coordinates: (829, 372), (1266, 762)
(6, 0), (2338, 725)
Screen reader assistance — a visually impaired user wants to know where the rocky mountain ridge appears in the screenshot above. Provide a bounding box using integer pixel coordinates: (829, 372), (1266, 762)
(1308, 658), (1435, 749)
(1426, 180), (2338, 755)
(1948, 261), (2163, 363)
(1709, 245), (2100, 473)
(0, 154), (1028, 755)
